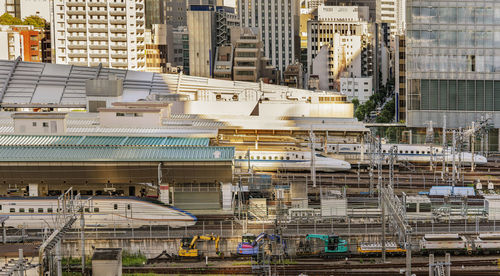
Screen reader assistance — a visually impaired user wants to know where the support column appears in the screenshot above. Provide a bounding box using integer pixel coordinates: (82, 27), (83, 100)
(445, 253), (451, 276)
(429, 254), (434, 276)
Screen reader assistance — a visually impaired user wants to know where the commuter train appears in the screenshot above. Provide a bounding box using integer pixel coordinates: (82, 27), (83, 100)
(0, 196), (197, 229)
(326, 143), (488, 166)
(234, 150), (351, 172)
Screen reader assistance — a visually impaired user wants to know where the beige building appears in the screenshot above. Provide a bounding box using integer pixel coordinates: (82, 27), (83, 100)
(52, 0), (146, 70)
(232, 27), (277, 83)
(99, 102), (170, 128)
(187, 6), (216, 77)
(12, 113), (67, 134)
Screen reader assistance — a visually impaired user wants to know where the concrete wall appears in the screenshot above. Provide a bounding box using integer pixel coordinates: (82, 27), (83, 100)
(92, 260), (122, 276)
(13, 118), (66, 134)
(99, 111), (162, 128)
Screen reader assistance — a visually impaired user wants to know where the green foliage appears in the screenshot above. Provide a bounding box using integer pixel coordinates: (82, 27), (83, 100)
(351, 98), (360, 110)
(122, 251), (147, 267)
(0, 13), (22, 25)
(23, 15), (46, 27)
(375, 98), (395, 123)
(0, 13), (46, 27)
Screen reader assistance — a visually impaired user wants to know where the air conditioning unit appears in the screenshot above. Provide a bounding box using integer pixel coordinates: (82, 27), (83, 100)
(488, 182), (495, 190)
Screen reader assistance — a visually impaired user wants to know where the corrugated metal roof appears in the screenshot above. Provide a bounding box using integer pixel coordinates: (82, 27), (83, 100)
(0, 135), (210, 147)
(0, 146), (234, 162)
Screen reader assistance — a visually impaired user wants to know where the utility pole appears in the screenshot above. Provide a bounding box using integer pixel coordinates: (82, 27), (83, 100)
(81, 209), (85, 275)
(379, 138), (385, 262)
(471, 121), (475, 172)
(452, 130), (456, 186)
(310, 126), (316, 188)
(442, 115), (447, 181)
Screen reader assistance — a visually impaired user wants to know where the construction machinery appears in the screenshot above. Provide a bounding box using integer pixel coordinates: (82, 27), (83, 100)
(178, 234), (223, 259)
(301, 234), (349, 258)
(236, 233), (286, 256)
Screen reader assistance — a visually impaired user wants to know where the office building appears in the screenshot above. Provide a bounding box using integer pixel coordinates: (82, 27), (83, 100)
(405, 0), (500, 147)
(376, 0), (405, 35)
(325, 0), (377, 21)
(213, 45), (233, 80)
(168, 26), (189, 74)
(395, 34), (405, 122)
(308, 6), (371, 90)
(284, 62), (303, 88)
(145, 24), (167, 73)
(340, 76), (373, 103)
(51, 0), (146, 70)
(239, 0), (299, 75)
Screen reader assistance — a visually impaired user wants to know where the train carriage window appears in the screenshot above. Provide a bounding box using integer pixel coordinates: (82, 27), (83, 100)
(296, 154), (299, 158)
(251, 156), (254, 160)
(0, 205), (2, 211)
(262, 156), (266, 160)
(19, 208), (24, 213)
(274, 156), (278, 160)
(383, 150), (386, 153)
(405, 150), (408, 153)
(127, 204), (131, 210)
(427, 151), (430, 154)
(406, 203), (417, 213)
(94, 208), (99, 213)
(399, 150), (403, 154)
(416, 151), (420, 154)
(9, 208), (14, 213)
(420, 203), (431, 212)
(84, 208), (90, 213)
(28, 208), (34, 213)
(411, 151), (414, 154)
(257, 156), (260, 160)
(238, 156), (242, 159)
(47, 208), (53, 213)
(280, 156), (284, 160)
(286, 157), (290, 160)
(302, 155), (304, 159)
(38, 208), (43, 213)
(113, 204), (118, 210)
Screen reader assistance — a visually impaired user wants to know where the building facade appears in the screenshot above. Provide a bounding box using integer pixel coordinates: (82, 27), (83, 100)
(308, 6), (371, 90)
(376, 0), (405, 35)
(187, 5), (216, 77)
(405, 0), (500, 146)
(168, 26), (189, 74)
(239, 0), (299, 75)
(340, 76), (373, 103)
(51, 0), (146, 70)
(0, 25), (43, 62)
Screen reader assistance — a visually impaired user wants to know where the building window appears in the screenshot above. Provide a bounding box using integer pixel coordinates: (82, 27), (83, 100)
(116, 113), (125, 116)
(42, 122), (48, 127)
(32, 122), (37, 127)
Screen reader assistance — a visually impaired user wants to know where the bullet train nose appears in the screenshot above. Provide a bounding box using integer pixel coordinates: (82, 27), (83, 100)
(475, 155), (488, 165)
(341, 160), (351, 170)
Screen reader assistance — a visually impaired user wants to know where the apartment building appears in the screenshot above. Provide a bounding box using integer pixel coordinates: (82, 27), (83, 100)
(51, 0), (146, 70)
(0, 25), (43, 62)
(340, 76), (373, 103)
(239, 0), (299, 75)
(167, 26), (189, 74)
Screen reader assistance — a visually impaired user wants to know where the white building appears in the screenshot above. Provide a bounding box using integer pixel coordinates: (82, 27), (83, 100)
(307, 6), (370, 90)
(0, 25), (23, 61)
(376, 0), (405, 35)
(51, 0), (146, 70)
(340, 76), (373, 103)
(239, 0), (299, 75)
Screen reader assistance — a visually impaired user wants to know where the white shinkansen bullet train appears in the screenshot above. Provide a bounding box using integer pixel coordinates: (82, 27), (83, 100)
(235, 150), (351, 172)
(0, 197), (197, 229)
(327, 144), (487, 166)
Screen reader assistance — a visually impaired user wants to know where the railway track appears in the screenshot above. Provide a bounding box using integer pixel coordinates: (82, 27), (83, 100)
(119, 258), (499, 275)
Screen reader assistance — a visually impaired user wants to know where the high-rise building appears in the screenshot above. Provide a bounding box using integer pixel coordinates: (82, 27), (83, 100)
(187, 4), (238, 77)
(376, 0), (405, 35)
(307, 5), (372, 90)
(51, 0), (146, 70)
(395, 34), (405, 122)
(145, 24), (167, 73)
(239, 0), (299, 75)
(325, 0), (377, 21)
(167, 26), (189, 74)
(405, 0), (500, 147)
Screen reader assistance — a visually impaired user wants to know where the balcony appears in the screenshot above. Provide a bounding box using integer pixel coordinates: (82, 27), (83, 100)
(110, 19), (126, 24)
(68, 44), (87, 49)
(67, 27), (86, 32)
(89, 44), (108, 50)
(89, 36), (108, 41)
(88, 19), (108, 24)
(66, 10), (86, 16)
(110, 28), (126, 33)
(111, 61), (128, 67)
(67, 35), (87, 41)
(71, 61), (89, 66)
(88, 2), (107, 7)
(68, 53), (87, 58)
(89, 53), (109, 58)
(67, 19), (86, 24)
(111, 53), (128, 59)
(88, 27), (108, 33)
(110, 44), (127, 50)
(136, 2), (143, 9)
(88, 10), (108, 16)
(109, 2), (126, 8)
(66, 2), (85, 7)
(110, 36), (127, 42)
(110, 10), (126, 16)
(90, 62), (109, 67)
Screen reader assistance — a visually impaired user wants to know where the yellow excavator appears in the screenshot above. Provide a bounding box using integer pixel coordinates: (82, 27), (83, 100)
(178, 234), (223, 259)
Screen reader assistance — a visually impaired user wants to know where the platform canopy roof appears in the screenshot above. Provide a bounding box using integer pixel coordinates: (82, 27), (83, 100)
(0, 145), (234, 162)
(0, 135), (210, 147)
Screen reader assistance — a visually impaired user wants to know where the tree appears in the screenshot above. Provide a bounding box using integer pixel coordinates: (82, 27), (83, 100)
(0, 13), (22, 25)
(354, 104), (366, 121)
(351, 98), (360, 110)
(23, 15), (46, 28)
